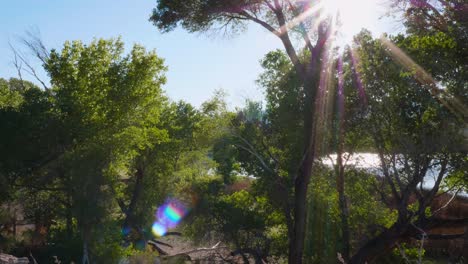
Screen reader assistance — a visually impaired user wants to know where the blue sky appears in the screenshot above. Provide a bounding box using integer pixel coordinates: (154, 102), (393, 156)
(0, 0), (398, 107)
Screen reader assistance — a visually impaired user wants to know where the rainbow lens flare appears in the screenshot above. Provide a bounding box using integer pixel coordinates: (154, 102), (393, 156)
(164, 205), (182, 223)
(151, 222), (167, 237)
(151, 198), (188, 237)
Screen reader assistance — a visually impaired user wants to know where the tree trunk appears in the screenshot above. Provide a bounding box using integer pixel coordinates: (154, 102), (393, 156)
(336, 56), (351, 261)
(463, 226), (468, 262)
(289, 169), (313, 264)
(66, 196), (73, 237)
(81, 227), (90, 264)
(12, 210), (17, 237)
(337, 150), (350, 261)
(65, 172), (74, 238)
(349, 224), (406, 264)
(82, 240), (89, 264)
(123, 166), (144, 237)
(288, 53), (321, 264)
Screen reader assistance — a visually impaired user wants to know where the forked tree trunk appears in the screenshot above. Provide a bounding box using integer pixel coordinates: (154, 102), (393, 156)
(288, 53), (321, 264)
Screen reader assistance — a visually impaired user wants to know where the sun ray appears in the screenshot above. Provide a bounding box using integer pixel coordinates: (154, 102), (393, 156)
(276, 2), (325, 36)
(348, 47), (368, 105)
(313, 36), (338, 154)
(337, 55), (345, 122)
(380, 36), (467, 119)
(321, 0), (383, 45)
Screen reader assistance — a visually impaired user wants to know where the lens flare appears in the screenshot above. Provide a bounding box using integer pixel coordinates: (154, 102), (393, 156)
(151, 198), (189, 237)
(164, 205), (182, 223)
(379, 36), (467, 119)
(151, 222), (167, 237)
(321, 0), (383, 45)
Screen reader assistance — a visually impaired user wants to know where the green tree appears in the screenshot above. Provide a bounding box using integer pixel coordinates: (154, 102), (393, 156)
(225, 27), (466, 262)
(347, 30), (466, 263)
(150, 1), (339, 262)
(0, 78), (28, 109)
(0, 78), (62, 254)
(0, 77), (62, 216)
(25, 37), (169, 262)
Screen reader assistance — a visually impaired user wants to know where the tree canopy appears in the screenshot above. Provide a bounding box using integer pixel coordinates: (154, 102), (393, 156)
(0, 1), (466, 263)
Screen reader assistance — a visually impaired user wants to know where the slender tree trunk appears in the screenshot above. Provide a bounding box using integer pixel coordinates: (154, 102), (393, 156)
(336, 55), (351, 261)
(65, 172), (74, 238)
(66, 210), (73, 237)
(81, 227), (90, 264)
(13, 209), (17, 237)
(337, 150), (351, 262)
(82, 240), (89, 264)
(463, 226), (468, 261)
(66, 195), (73, 237)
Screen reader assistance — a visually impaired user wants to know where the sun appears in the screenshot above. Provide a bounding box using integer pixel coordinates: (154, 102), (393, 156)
(321, 0), (383, 45)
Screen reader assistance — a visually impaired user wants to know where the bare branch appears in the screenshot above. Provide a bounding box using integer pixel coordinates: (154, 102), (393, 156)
(20, 29), (50, 65)
(149, 239), (174, 248)
(260, 136), (279, 167)
(236, 141), (275, 175)
(374, 181), (391, 207)
(176, 241), (226, 255)
(269, 2), (305, 78)
(431, 189), (460, 216)
(377, 149), (401, 202)
(148, 240), (169, 255)
(390, 154), (404, 191)
(29, 252), (39, 264)
(421, 158), (448, 210)
(9, 40), (49, 90)
(396, 243), (411, 264)
(261, 0), (276, 12)
(9, 42), (26, 90)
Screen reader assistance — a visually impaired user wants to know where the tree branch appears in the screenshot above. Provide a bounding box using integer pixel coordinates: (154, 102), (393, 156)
(9, 42), (26, 90)
(176, 241), (226, 255)
(9, 42), (49, 90)
(270, 2), (305, 79)
(285, 0), (314, 53)
(238, 11), (280, 36)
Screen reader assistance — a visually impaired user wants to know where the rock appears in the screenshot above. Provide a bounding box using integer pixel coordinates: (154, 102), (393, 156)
(0, 253), (29, 264)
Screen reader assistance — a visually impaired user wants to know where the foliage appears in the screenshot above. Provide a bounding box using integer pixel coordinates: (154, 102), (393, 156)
(0, 38), (173, 262)
(0, 78), (27, 109)
(184, 174), (287, 261)
(304, 164), (398, 263)
(347, 29), (466, 263)
(1, 1), (466, 263)
(150, 1), (342, 262)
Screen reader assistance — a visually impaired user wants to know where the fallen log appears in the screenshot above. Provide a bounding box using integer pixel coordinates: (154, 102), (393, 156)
(0, 253), (29, 264)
